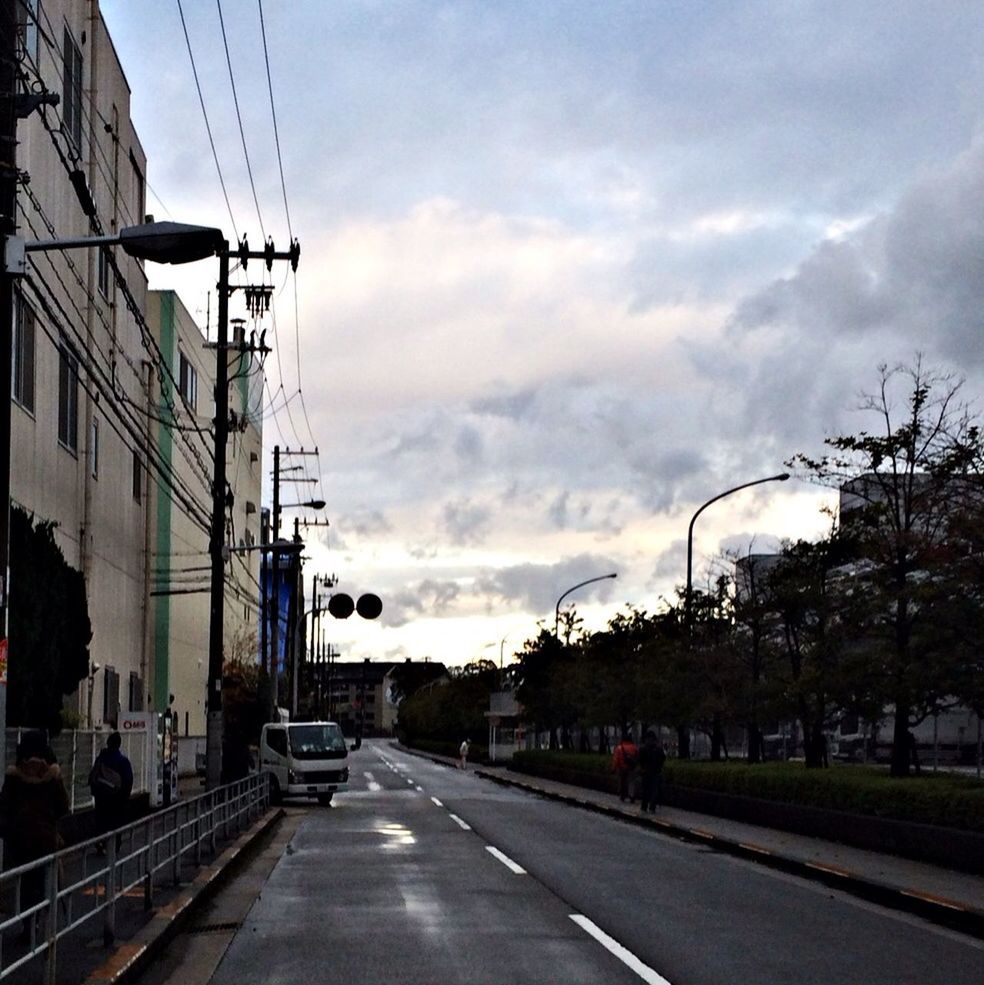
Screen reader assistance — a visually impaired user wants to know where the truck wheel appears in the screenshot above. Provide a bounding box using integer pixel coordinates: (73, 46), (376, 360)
(317, 792), (333, 806)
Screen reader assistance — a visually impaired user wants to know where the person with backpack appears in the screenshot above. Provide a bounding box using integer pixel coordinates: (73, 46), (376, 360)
(612, 731), (638, 803)
(89, 732), (134, 837)
(638, 729), (667, 813)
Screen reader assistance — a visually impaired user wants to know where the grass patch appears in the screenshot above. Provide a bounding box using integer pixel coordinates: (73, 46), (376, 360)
(511, 751), (984, 832)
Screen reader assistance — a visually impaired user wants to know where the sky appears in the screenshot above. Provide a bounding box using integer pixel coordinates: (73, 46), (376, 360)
(100, 0), (984, 668)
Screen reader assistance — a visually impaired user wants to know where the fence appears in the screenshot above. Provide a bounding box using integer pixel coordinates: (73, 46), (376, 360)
(0, 772), (270, 984)
(4, 730), (150, 813)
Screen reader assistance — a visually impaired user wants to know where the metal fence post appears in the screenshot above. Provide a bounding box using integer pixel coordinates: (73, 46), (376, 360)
(44, 858), (58, 985)
(104, 836), (117, 946)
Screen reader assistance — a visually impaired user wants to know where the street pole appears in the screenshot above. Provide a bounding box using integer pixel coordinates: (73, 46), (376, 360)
(205, 246), (231, 790)
(681, 471), (790, 760)
(0, 0), (17, 779)
(270, 445), (281, 721)
(554, 573), (617, 639)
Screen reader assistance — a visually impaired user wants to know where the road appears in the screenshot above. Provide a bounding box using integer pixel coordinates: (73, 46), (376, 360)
(141, 740), (984, 985)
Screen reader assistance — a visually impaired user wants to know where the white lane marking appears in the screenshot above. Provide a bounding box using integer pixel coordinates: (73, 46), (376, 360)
(406, 778), (416, 786)
(363, 772), (381, 792)
(447, 813), (471, 831)
(415, 785), (424, 792)
(569, 914), (673, 985)
(430, 797), (444, 808)
(485, 845), (526, 874)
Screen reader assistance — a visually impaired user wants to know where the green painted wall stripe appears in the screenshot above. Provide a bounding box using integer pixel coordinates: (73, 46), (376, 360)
(153, 292), (175, 711)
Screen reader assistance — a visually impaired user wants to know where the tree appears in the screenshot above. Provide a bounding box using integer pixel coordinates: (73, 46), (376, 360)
(7, 507), (92, 733)
(789, 360), (983, 775)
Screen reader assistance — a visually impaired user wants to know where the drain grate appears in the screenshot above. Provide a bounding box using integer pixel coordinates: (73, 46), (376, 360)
(187, 920), (242, 934)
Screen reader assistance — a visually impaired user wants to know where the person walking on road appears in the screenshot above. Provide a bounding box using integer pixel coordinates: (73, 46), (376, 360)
(459, 738), (471, 769)
(89, 731), (134, 837)
(0, 730), (70, 928)
(638, 729), (666, 813)
(612, 731), (638, 803)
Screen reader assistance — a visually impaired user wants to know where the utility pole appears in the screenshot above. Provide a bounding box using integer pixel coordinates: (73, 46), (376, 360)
(269, 444), (282, 721)
(206, 237), (299, 789)
(0, 0), (17, 779)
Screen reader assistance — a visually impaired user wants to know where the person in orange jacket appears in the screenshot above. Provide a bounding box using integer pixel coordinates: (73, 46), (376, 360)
(611, 731), (638, 803)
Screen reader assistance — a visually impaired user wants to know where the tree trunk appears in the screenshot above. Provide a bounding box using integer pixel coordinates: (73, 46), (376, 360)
(677, 723), (690, 760)
(890, 705), (911, 777)
(747, 723), (763, 764)
(710, 712), (724, 761)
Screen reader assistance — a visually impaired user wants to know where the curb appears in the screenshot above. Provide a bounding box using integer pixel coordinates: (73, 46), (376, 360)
(474, 769), (984, 940)
(84, 807), (286, 985)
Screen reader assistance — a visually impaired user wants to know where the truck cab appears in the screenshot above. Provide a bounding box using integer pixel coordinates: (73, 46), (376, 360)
(259, 721), (350, 804)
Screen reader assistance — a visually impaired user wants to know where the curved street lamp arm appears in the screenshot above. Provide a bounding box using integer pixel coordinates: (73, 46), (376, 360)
(685, 472), (790, 616)
(554, 572), (618, 637)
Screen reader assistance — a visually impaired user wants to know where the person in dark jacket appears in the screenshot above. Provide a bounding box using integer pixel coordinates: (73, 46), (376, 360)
(89, 732), (134, 836)
(0, 730), (70, 920)
(638, 729), (666, 813)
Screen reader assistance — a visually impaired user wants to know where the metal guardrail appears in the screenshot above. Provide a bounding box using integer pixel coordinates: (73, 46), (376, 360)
(0, 772), (270, 984)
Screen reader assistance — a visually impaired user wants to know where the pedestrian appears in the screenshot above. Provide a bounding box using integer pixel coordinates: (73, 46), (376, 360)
(459, 738), (471, 770)
(89, 732), (134, 838)
(638, 729), (666, 813)
(0, 730), (70, 931)
(612, 731), (638, 803)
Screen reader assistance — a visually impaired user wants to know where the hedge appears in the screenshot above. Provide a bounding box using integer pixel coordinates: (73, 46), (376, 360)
(510, 751), (984, 833)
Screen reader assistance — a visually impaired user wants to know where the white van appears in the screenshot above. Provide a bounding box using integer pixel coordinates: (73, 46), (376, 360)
(259, 721), (350, 804)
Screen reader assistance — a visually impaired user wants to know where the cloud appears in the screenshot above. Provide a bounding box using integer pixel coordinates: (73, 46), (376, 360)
(381, 579), (462, 628)
(475, 553), (620, 614)
(442, 499), (492, 546)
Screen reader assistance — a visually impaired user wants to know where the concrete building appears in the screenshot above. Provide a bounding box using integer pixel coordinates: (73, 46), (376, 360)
(8, 2), (264, 736)
(12, 0), (153, 726)
(145, 291), (263, 738)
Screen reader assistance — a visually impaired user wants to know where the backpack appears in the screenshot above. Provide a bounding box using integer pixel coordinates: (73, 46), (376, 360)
(89, 758), (123, 794)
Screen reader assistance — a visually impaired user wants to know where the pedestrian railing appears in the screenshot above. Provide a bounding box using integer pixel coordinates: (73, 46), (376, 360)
(4, 729), (150, 812)
(0, 772), (270, 985)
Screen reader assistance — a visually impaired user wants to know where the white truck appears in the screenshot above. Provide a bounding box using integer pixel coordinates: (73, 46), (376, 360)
(258, 721), (350, 804)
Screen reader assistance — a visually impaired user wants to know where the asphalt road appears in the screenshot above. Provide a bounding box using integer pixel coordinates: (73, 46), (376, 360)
(155, 740), (984, 985)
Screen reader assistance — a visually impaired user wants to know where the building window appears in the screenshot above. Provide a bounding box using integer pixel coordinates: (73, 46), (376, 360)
(62, 26), (83, 151)
(132, 450), (142, 502)
(98, 247), (111, 298)
(57, 343), (79, 451)
(13, 293), (35, 412)
(90, 416), (99, 479)
(129, 150), (145, 223)
(103, 665), (120, 727)
(178, 351), (197, 411)
(128, 672), (144, 712)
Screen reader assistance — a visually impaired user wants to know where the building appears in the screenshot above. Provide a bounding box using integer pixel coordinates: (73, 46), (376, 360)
(7, 2), (263, 738)
(12, 0), (153, 726)
(145, 291), (263, 737)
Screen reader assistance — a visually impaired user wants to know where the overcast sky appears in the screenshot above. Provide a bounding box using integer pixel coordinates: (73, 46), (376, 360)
(101, 0), (984, 666)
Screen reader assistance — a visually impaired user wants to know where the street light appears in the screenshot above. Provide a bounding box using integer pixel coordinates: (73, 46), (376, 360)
(685, 473), (790, 628)
(0, 220), (224, 791)
(554, 573), (617, 639)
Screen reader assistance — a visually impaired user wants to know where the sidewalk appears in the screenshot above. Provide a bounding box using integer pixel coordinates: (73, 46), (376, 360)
(393, 743), (984, 938)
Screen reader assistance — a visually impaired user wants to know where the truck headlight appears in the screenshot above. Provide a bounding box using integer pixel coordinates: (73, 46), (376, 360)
(288, 770), (304, 783)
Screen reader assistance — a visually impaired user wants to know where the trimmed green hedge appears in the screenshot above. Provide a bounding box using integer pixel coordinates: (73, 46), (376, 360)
(511, 751), (984, 832)
(406, 737), (489, 763)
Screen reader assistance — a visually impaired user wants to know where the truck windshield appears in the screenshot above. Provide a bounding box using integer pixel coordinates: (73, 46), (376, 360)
(288, 724), (347, 759)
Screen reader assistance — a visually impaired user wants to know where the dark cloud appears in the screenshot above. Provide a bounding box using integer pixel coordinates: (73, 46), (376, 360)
(454, 425), (483, 463)
(381, 578), (461, 628)
(475, 553), (620, 614)
(442, 498), (492, 546)
(338, 509), (392, 539)
(470, 387), (538, 420)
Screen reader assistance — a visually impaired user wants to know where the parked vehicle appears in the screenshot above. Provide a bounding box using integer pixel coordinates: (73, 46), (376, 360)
(259, 721), (350, 804)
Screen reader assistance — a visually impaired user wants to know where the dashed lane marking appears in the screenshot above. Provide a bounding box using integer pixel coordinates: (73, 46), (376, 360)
(570, 914), (674, 985)
(485, 845), (526, 874)
(430, 797), (444, 807)
(447, 813), (471, 831)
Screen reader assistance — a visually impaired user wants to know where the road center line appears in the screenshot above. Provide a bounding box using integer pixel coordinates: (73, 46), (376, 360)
(415, 785), (424, 792)
(485, 845), (526, 874)
(569, 914), (673, 985)
(430, 797), (444, 807)
(447, 813), (471, 830)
